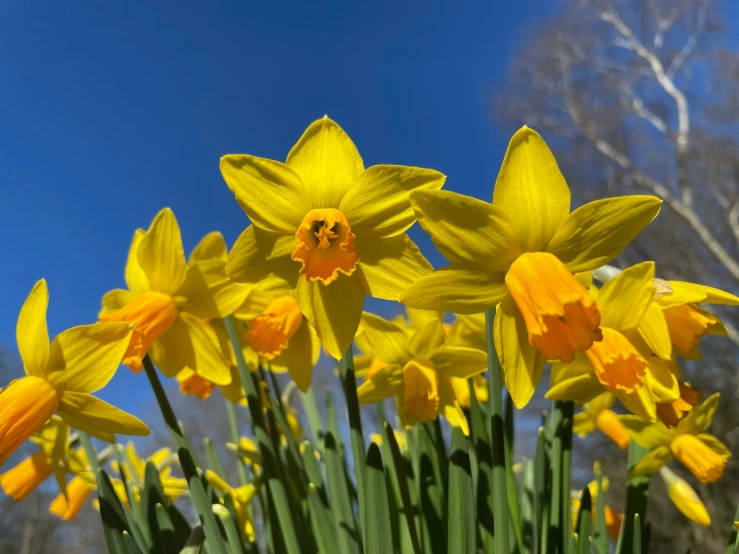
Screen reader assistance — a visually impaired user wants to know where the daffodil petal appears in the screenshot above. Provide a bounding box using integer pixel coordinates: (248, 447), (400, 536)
(597, 262), (655, 329)
(430, 346), (487, 379)
(619, 416), (674, 448)
(677, 392), (719, 435)
(286, 116), (364, 209)
(547, 196), (662, 273)
(227, 225), (299, 290)
(273, 321), (316, 393)
(400, 264), (507, 315)
(627, 446), (673, 479)
(637, 303), (672, 360)
(409, 319), (446, 359)
(189, 232), (228, 264)
(100, 289), (136, 317)
(438, 376), (469, 436)
(17, 279), (50, 377)
(357, 365), (403, 404)
(352, 233), (432, 301)
(644, 357), (680, 403)
(221, 154), (310, 232)
(495, 295), (547, 409)
(45, 322), (132, 393)
(617, 385), (657, 422)
(297, 274), (365, 360)
(493, 127), (570, 252)
(137, 208), (188, 295)
(357, 312), (411, 365)
(149, 314), (230, 385)
(58, 392), (150, 441)
(695, 434), (731, 459)
(546, 355), (602, 402)
(659, 281), (739, 307)
(125, 229), (150, 293)
(410, 189), (520, 272)
(340, 165), (445, 237)
(177, 261), (250, 319)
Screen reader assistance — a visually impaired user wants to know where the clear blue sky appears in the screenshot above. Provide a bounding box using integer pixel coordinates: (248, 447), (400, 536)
(0, 1), (553, 417)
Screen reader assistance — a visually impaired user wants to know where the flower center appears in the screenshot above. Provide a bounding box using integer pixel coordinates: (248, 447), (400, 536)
(0, 376), (60, 466)
(505, 252), (602, 363)
(594, 408), (630, 450)
(292, 208), (359, 285)
(663, 303), (720, 355)
(402, 358), (439, 424)
(670, 434), (726, 484)
(245, 296), (303, 360)
(585, 328), (646, 393)
(99, 291), (179, 372)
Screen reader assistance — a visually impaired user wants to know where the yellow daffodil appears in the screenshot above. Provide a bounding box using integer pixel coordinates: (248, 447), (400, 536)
(660, 466), (711, 526)
(548, 262), (682, 421)
(0, 450), (54, 501)
(571, 476), (623, 540)
(621, 393), (730, 484)
(572, 392), (630, 450)
(1, 280), (150, 467)
(111, 443), (187, 503)
(370, 429), (408, 452)
(227, 436), (262, 468)
(447, 313), (487, 353)
(356, 313), (487, 435)
(205, 470), (257, 541)
(655, 381), (703, 428)
(50, 474), (96, 520)
(653, 280), (739, 360)
(401, 127), (661, 408)
(100, 210), (245, 384)
(221, 116), (445, 360)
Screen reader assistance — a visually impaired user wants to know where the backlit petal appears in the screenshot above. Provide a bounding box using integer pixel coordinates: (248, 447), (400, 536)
(438, 376), (469, 436)
(189, 232), (228, 264)
(429, 347), (488, 379)
(619, 416), (675, 448)
(547, 196), (661, 273)
(357, 313), (412, 365)
(410, 189), (520, 272)
(272, 322), (318, 393)
(658, 281), (739, 307)
(221, 155), (310, 232)
(340, 165), (445, 237)
(492, 127), (570, 252)
(177, 261), (250, 319)
(357, 364), (403, 404)
(17, 279), (50, 377)
(286, 116), (364, 209)
(597, 262), (655, 329)
(400, 264), (508, 315)
(637, 303), (672, 360)
(58, 392), (150, 441)
(137, 208), (188, 295)
(227, 225), (299, 290)
(125, 229), (150, 293)
(99, 289), (136, 317)
(409, 319), (446, 359)
(546, 355), (602, 402)
(627, 446), (673, 479)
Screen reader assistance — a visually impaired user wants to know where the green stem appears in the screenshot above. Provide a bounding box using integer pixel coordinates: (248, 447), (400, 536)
(616, 442), (649, 554)
(561, 401), (574, 554)
(141, 355), (228, 554)
(485, 307), (510, 554)
(224, 398), (249, 486)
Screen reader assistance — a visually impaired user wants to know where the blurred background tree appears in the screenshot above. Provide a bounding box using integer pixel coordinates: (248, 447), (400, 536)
(496, 0), (739, 550)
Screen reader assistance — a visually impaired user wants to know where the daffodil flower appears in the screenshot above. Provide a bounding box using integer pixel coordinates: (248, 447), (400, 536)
(0, 450), (54, 501)
(221, 116), (445, 359)
(205, 470), (257, 541)
(572, 392), (630, 450)
(571, 474), (623, 540)
(621, 393), (730, 484)
(401, 127), (662, 408)
(50, 473), (96, 520)
(548, 262), (683, 421)
(100, 210), (246, 384)
(111, 443), (187, 503)
(356, 313), (487, 435)
(0, 280), (150, 467)
(655, 381), (703, 428)
(659, 466), (711, 526)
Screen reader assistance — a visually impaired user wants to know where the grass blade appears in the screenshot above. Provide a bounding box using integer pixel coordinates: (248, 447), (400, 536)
(363, 443), (394, 554)
(576, 487), (591, 554)
(504, 392), (525, 554)
(447, 426), (476, 554)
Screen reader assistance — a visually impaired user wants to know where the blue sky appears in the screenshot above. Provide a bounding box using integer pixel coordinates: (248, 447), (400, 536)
(0, 1), (553, 417)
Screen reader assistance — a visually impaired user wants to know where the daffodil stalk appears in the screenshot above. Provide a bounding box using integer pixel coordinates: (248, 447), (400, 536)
(616, 442), (649, 554)
(224, 399), (248, 486)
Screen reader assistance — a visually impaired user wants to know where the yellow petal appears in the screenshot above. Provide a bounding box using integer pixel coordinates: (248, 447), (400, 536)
(547, 196), (662, 273)
(438, 376), (470, 436)
(149, 314), (231, 385)
(100, 289), (136, 317)
(297, 274), (365, 360)
(45, 322), (133, 393)
(353, 234), (432, 301)
(357, 313), (412, 365)
(677, 392), (719, 435)
(17, 279), (50, 377)
(429, 347), (488, 379)
(637, 303), (672, 360)
(409, 319), (446, 359)
(658, 281), (739, 307)
(189, 232), (228, 264)
(546, 355), (602, 402)
(400, 264), (508, 315)
(226, 225), (299, 290)
(597, 262), (655, 329)
(286, 116), (364, 209)
(58, 392), (150, 442)
(495, 295), (546, 409)
(619, 416), (674, 448)
(125, 229), (150, 293)
(617, 385), (658, 422)
(627, 446), (673, 479)
(357, 364), (404, 404)
(410, 189), (520, 272)
(493, 127), (570, 252)
(644, 357), (680, 403)
(137, 208), (187, 295)
(273, 321), (316, 393)
(177, 261), (250, 319)
(695, 434), (731, 459)
(221, 154), (310, 232)
(340, 165), (445, 237)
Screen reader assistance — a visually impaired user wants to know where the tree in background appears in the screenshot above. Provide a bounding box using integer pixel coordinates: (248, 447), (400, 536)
(497, 0), (739, 551)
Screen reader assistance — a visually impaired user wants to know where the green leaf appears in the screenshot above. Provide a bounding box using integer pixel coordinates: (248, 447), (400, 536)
(412, 422), (447, 554)
(561, 401), (574, 554)
(725, 502), (739, 554)
(469, 376), (495, 552)
(324, 431), (361, 554)
(447, 426), (476, 554)
(213, 503), (246, 554)
(363, 443), (394, 554)
(534, 426), (547, 554)
(204, 437), (227, 479)
(180, 524), (206, 554)
(576, 487), (592, 554)
(592, 465), (608, 554)
(616, 442), (650, 554)
(504, 392), (525, 554)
